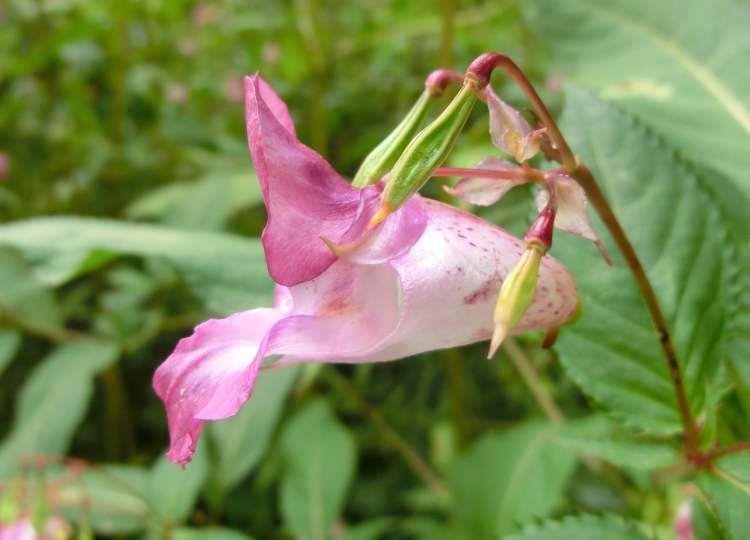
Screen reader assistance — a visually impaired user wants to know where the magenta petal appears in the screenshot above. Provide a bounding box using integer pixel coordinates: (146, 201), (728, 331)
(336, 195), (427, 265)
(444, 157), (525, 206)
(152, 308), (282, 464)
(267, 260), (402, 363)
(245, 74), (380, 285)
(254, 75), (296, 137)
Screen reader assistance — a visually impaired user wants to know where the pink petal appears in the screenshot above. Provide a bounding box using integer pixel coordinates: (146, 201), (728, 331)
(245, 75), (424, 284)
(444, 157), (525, 206)
(245, 74), (376, 285)
(334, 194), (427, 265)
(536, 174), (611, 263)
(487, 89), (540, 162)
(254, 75), (296, 137)
(267, 261), (403, 363)
(369, 199), (578, 359)
(152, 308), (283, 464)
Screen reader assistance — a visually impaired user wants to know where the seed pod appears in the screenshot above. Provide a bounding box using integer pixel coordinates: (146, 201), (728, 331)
(379, 83), (478, 215)
(352, 90), (433, 188)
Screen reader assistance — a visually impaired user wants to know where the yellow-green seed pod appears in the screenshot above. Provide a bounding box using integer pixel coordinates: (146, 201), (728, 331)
(352, 90), (433, 188)
(380, 83), (478, 213)
(488, 243), (544, 358)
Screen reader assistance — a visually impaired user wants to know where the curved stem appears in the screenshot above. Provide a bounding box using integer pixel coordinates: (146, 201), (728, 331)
(465, 52), (699, 456)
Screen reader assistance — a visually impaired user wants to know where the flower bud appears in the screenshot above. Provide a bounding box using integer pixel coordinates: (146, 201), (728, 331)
(488, 243), (543, 358)
(375, 82), (479, 222)
(488, 205), (556, 358)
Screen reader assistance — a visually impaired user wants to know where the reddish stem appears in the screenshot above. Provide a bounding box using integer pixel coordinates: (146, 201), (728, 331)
(425, 69), (464, 97)
(433, 166), (543, 182)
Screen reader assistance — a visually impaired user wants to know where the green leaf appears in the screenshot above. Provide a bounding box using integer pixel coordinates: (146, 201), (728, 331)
(280, 399), (356, 540)
(58, 465), (150, 535)
(338, 518), (394, 540)
(0, 247), (63, 334)
(171, 527), (256, 540)
(0, 217), (273, 315)
(147, 440), (209, 525)
(208, 365), (299, 495)
(0, 339), (119, 480)
(552, 88), (740, 433)
(551, 417), (678, 470)
(691, 497), (728, 540)
(0, 329), (21, 377)
(525, 0), (750, 199)
(126, 168), (263, 230)
(503, 514), (654, 540)
(697, 452), (750, 539)
(448, 421), (577, 538)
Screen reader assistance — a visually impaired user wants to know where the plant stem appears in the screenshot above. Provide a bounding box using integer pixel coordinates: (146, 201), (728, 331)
(470, 52), (700, 456)
(703, 441), (750, 462)
(503, 338), (564, 423)
(433, 166), (544, 182)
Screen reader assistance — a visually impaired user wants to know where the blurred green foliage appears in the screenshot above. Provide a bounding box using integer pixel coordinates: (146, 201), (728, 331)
(1, 0), (750, 539)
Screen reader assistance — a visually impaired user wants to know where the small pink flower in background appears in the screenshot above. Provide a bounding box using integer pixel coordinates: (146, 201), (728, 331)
(177, 38), (197, 57)
(261, 42), (281, 65)
(224, 76), (243, 103)
(0, 516), (70, 540)
(165, 83), (188, 105)
(153, 75), (579, 465)
(674, 501), (697, 540)
(0, 152), (9, 180)
(191, 4), (222, 27)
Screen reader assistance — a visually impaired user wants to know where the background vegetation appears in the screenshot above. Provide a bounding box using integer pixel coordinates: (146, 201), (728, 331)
(1, 0), (749, 539)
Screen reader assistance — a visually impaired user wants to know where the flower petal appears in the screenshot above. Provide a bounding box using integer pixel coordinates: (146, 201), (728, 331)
(152, 308), (283, 464)
(444, 157), (525, 206)
(254, 75), (296, 137)
(245, 74), (380, 286)
(268, 260), (403, 364)
(333, 193), (427, 265)
(536, 173), (611, 263)
(487, 89), (540, 162)
(370, 199), (578, 359)
(246, 74), (425, 282)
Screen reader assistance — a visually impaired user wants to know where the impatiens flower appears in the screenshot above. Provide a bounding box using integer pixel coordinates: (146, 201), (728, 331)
(152, 74), (580, 465)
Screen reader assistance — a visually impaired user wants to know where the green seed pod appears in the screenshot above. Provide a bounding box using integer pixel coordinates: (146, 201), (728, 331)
(352, 90), (433, 188)
(381, 83), (478, 212)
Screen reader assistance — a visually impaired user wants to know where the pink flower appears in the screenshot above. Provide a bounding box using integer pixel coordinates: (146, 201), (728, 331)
(674, 501), (697, 540)
(152, 75), (579, 465)
(0, 151), (9, 180)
